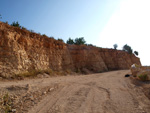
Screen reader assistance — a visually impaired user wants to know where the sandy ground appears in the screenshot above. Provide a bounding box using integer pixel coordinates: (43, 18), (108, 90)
(0, 70), (150, 113)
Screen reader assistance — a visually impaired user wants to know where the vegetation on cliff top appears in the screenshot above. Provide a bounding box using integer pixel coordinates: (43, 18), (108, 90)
(122, 44), (139, 56)
(1, 21), (139, 55)
(113, 44), (118, 50)
(123, 44), (133, 54)
(66, 37), (86, 45)
(11, 21), (21, 28)
(134, 51), (139, 56)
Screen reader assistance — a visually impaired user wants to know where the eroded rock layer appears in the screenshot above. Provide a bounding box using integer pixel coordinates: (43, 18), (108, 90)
(0, 22), (141, 77)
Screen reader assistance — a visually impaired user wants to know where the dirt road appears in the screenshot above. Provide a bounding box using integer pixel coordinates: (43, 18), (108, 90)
(0, 70), (150, 113)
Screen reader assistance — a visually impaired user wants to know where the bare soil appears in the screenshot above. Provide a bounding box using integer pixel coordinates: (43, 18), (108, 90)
(0, 70), (150, 113)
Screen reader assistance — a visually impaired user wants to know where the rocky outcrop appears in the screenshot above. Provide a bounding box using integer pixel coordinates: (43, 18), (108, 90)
(68, 45), (141, 72)
(0, 22), (141, 77)
(99, 49), (141, 70)
(67, 45), (108, 73)
(0, 22), (74, 77)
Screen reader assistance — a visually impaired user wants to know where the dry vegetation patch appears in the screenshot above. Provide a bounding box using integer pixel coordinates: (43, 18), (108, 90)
(0, 83), (59, 113)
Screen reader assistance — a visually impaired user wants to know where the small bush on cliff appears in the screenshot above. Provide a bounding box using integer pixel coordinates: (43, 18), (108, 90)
(113, 44), (118, 50)
(66, 37), (86, 45)
(21, 26), (27, 30)
(11, 21), (21, 28)
(87, 44), (94, 46)
(66, 38), (74, 44)
(74, 37), (86, 45)
(42, 34), (48, 37)
(57, 38), (64, 43)
(134, 51), (139, 56)
(123, 44), (133, 54)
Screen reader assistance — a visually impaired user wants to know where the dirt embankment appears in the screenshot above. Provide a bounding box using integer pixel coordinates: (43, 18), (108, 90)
(0, 70), (150, 113)
(0, 21), (141, 78)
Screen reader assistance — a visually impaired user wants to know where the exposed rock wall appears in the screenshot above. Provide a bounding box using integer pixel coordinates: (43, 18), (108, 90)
(0, 22), (141, 77)
(67, 45), (108, 73)
(0, 22), (74, 77)
(68, 45), (141, 72)
(99, 49), (141, 70)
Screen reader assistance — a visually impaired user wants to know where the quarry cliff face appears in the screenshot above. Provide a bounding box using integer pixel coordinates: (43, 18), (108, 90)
(0, 22), (141, 77)
(0, 22), (74, 77)
(68, 45), (141, 72)
(67, 45), (108, 73)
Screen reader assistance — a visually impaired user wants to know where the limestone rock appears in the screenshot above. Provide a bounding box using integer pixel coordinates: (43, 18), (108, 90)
(0, 21), (141, 77)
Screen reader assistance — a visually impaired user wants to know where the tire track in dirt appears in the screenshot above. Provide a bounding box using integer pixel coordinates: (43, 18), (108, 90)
(29, 80), (114, 113)
(1, 70), (150, 113)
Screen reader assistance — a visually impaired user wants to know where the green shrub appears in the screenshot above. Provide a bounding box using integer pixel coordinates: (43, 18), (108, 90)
(74, 37), (86, 45)
(11, 21), (21, 28)
(87, 44), (94, 46)
(138, 74), (148, 81)
(66, 38), (74, 44)
(123, 44), (133, 54)
(42, 34), (48, 37)
(66, 37), (86, 45)
(113, 44), (118, 50)
(134, 51), (139, 56)
(57, 38), (64, 43)
(21, 26), (27, 30)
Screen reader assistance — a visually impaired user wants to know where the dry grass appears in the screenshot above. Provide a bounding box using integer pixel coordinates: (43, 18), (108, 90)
(11, 69), (73, 79)
(138, 74), (148, 81)
(12, 69), (54, 79)
(0, 93), (14, 113)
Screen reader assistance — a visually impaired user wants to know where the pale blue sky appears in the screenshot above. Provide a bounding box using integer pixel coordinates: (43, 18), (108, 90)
(0, 0), (150, 65)
(0, 0), (120, 42)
